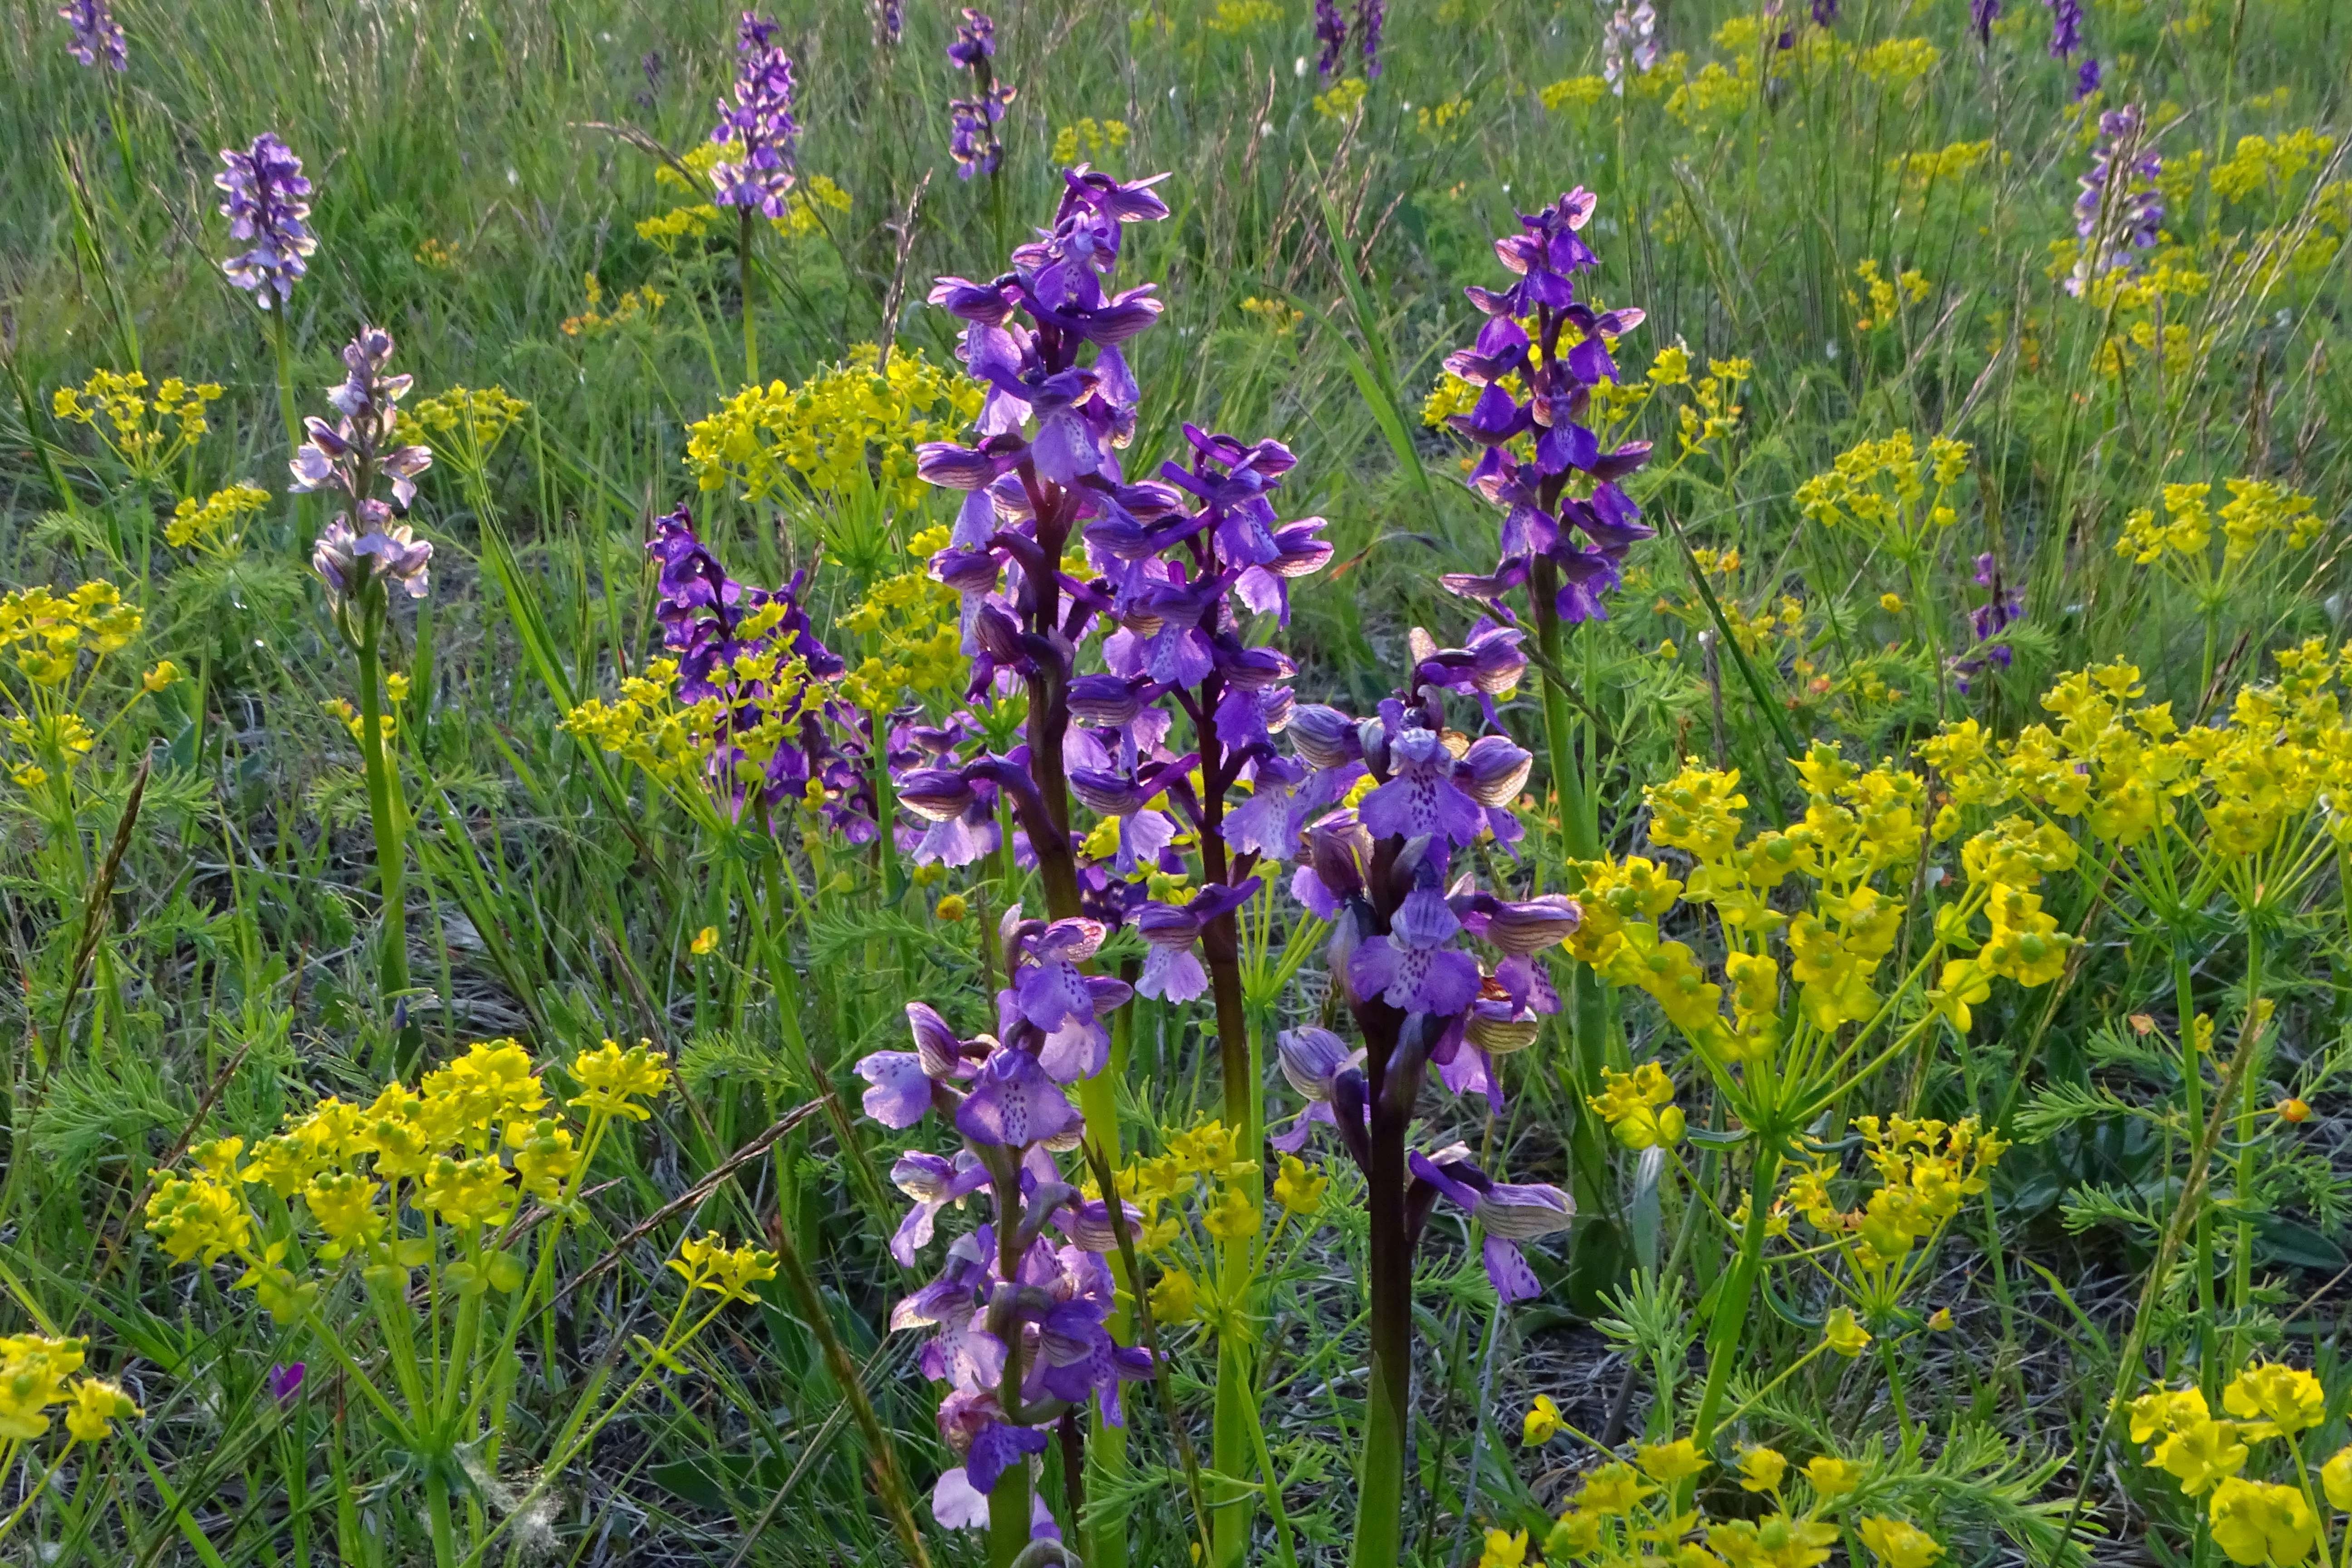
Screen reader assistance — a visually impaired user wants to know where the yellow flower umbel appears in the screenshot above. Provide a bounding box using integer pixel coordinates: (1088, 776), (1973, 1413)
(684, 343), (980, 520)
(669, 1232), (781, 1303)
(51, 369), (223, 484)
(1794, 429), (1971, 562)
(166, 482), (271, 557)
(408, 385), (531, 481)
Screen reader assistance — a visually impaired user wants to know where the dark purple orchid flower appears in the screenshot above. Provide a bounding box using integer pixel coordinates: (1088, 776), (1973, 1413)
(1439, 192), (1655, 630)
(710, 12), (799, 216)
(268, 1362), (305, 1404)
(59, 0), (125, 69)
(2046, 0), (2084, 57)
(216, 133), (315, 306)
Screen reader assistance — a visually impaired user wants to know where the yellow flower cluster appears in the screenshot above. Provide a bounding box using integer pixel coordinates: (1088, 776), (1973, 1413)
(1534, 1435), (1942, 1568)
(1787, 1116), (2005, 1282)
(145, 1040), (671, 1313)
(1101, 1119), (1307, 1328)
(1052, 118), (1130, 164)
(561, 657), (720, 790)
(683, 344), (980, 513)
(1886, 139), (1993, 196)
(1588, 1062), (1685, 1149)
(1673, 356), (1751, 458)
(2131, 1362), (2352, 1565)
(2210, 129), (2338, 204)
(1572, 748), (1938, 1062)
(639, 144), (851, 248)
(2117, 478), (2320, 575)
(1417, 96), (1474, 141)
(51, 370), (223, 480)
(1847, 260), (1930, 333)
(1539, 76), (1608, 112)
(0, 1335), (138, 1444)
(1313, 77), (1369, 121)
(668, 1231), (780, 1303)
(409, 384), (531, 466)
(1924, 648), (2352, 874)
(1204, 0), (1279, 31)
(166, 483), (271, 555)
(1854, 37), (1940, 87)
(1793, 431), (1971, 554)
(838, 527), (965, 709)
(0, 581), (143, 690)
(561, 271), (666, 338)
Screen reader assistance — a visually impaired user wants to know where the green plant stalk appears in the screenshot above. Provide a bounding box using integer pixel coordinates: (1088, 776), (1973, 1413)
(1077, 1066), (1129, 1568)
(1349, 1342), (1408, 1568)
(2172, 927), (2221, 1389)
(1690, 1141), (1783, 1447)
(425, 1470), (458, 1568)
(266, 299), (304, 549)
(738, 206), (759, 387)
(2230, 916), (2264, 1359)
(989, 1163), (1034, 1568)
(355, 609), (411, 1005)
(1532, 561), (1623, 1274)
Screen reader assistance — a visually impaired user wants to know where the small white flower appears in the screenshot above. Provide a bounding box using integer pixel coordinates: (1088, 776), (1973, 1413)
(1294, 54), (1308, 77)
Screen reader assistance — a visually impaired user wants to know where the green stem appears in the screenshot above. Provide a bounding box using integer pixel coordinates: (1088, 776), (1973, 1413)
(738, 206), (759, 387)
(1691, 1141), (1783, 1448)
(355, 612), (410, 1009)
(2230, 917), (2264, 1360)
(2174, 927), (2221, 1389)
(426, 1470), (458, 1568)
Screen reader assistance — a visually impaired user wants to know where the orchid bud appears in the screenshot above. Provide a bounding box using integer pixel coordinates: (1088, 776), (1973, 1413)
(1289, 704), (1362, 769)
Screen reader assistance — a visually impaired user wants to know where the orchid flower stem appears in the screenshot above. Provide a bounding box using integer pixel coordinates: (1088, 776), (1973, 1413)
(266, 298), (302, 547)
(738, 206), (759, 387)
(353, 608), (412, 1014)
(1690, 1141), (1783, 1449)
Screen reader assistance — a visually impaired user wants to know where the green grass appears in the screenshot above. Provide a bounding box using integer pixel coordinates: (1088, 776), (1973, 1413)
(3, 0), (2351, 1561)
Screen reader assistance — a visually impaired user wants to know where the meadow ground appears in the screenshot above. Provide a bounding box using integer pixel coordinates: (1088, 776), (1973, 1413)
(2, 0), (2350, 1563)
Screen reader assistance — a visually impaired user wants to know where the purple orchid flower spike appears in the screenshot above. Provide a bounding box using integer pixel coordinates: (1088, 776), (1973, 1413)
(2066, 105), (2163, 298)
(295, 329), (437, 643)
(710, 12), (799, 216)
(945, 10), (1015, 178)
(637, 505), (877, 834)
(59, 0), (125, 70)
(216, 134), (314, 306)
(1439, 191), (1654, 633)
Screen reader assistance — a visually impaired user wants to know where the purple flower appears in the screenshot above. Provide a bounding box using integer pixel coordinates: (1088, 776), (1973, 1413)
(2045, 0), (2083, 58)
(1408, 1147), (1572, 1302)
(878, 0), (902, 44)
(1135, 882), (1255, 1002)
(267, 1362), (305, 1405)
(1440, 193), (1654, 630)
(296, 329), (436, 625)
(1357, 728), (1490, 847)
(1000, 910), (1132, 1079)
(1349, 884), (1483, 1015)
(1811, 0), (1838, 22)
(1313, 0), (1346, 74)
(58, 0), (125, 70)
(1970, 0), (2001, 41)
(642, 505), (874, 831)
(1602, 2), (1659, 93)
(1952, 553), (2025, 695)
(2075, 55), (2102, 98)
(2067, 105), (2162, 298)
(946, 11), (1015, 179)
(1355, 0), (1386, 76)
(216, 134), (315, 306)
(710, 12), (799, 216)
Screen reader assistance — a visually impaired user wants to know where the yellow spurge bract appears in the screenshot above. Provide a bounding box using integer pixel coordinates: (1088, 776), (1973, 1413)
(684, 343), (979, 511)
(668, 1231), (779, 1303)
(1857, 1516), (1944, 1568)
(167, 483), (271, 554)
